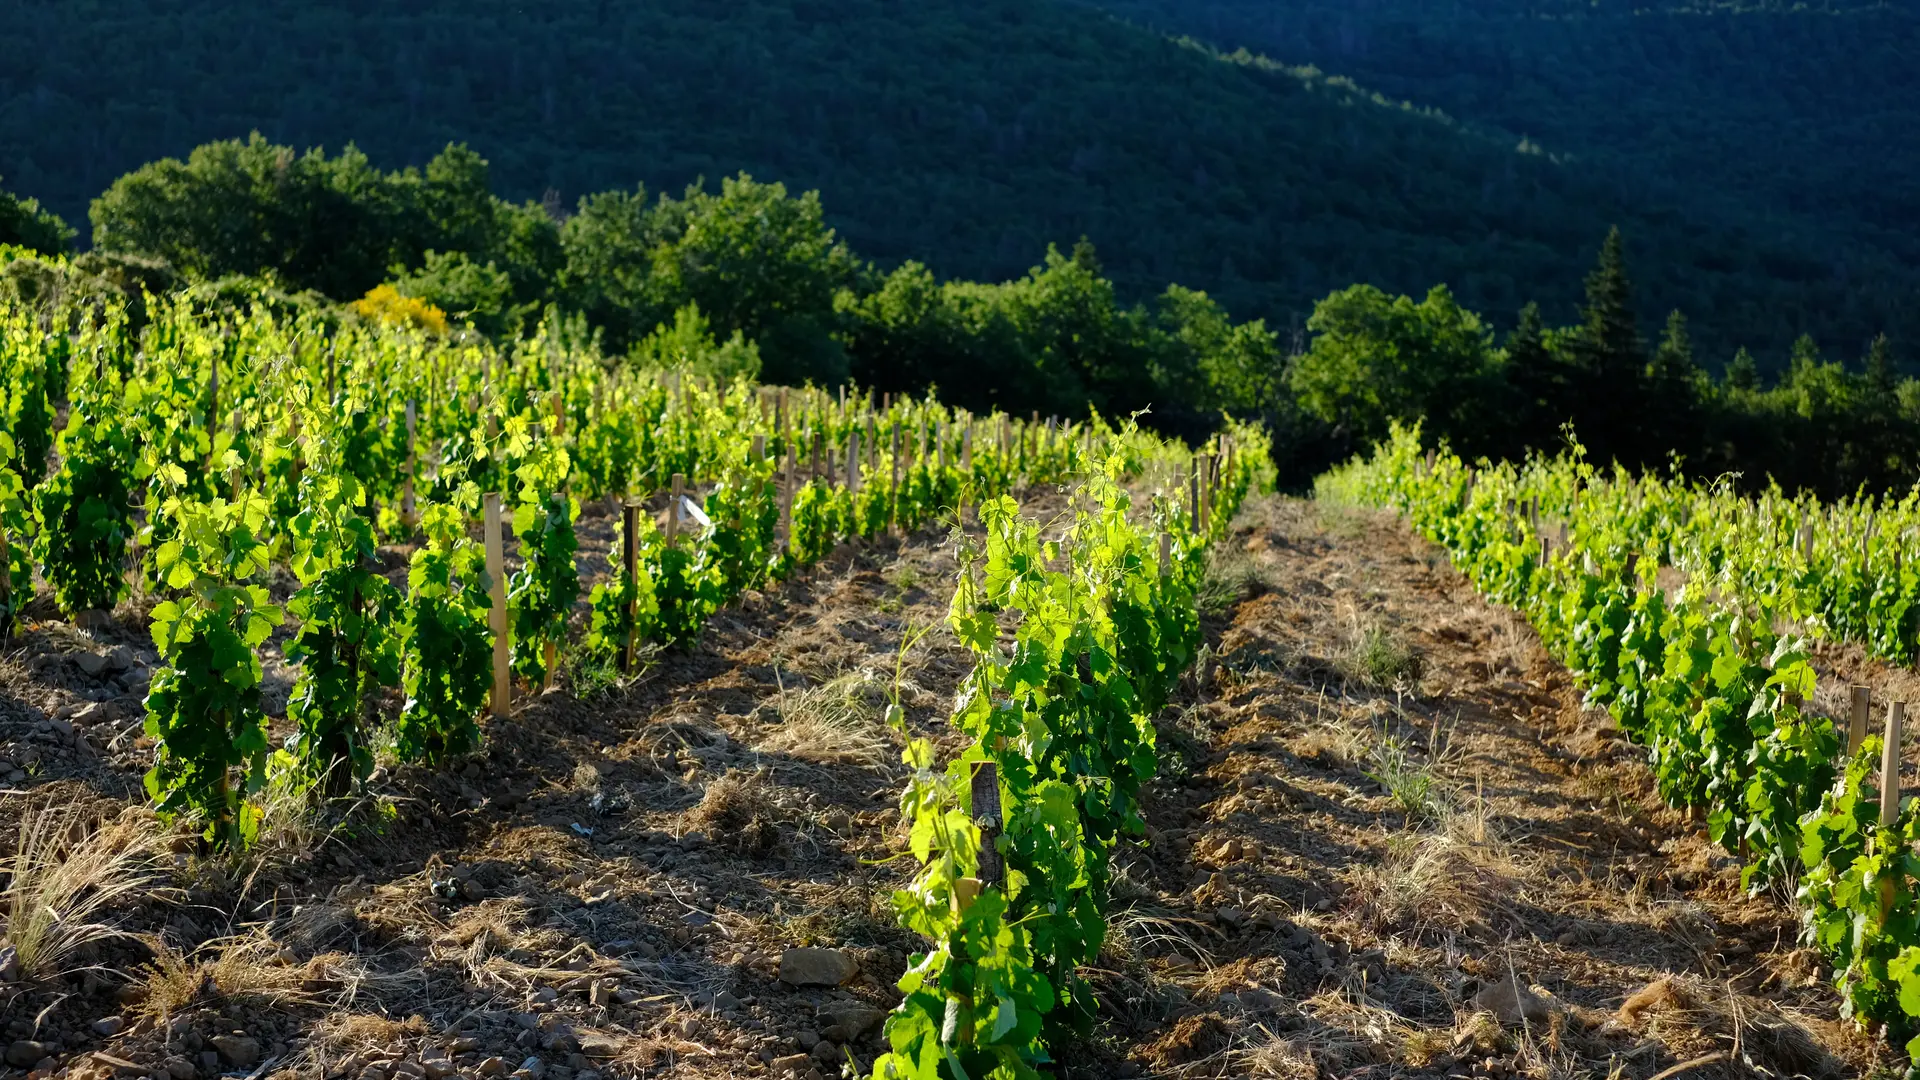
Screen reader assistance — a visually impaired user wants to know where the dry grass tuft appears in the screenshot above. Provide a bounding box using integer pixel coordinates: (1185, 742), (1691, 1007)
(756, 671), (895, 767)
(1341, 620), (1424, 691)
(1198, 546), (1267, 615)
(1, 798), (164, 982)
(139, 930), (378, 1021)
(1346, 805), (1523, 937)
(685, 769), (782, 855)
(1614, 973), (1843, 1079)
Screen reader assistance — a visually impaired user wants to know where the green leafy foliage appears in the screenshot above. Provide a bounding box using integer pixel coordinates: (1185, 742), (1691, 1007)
(33, 375), (136, 615)
(142, 491), (284, 847)
(395, 502), (495, 763)
(284, 457), (400, 791)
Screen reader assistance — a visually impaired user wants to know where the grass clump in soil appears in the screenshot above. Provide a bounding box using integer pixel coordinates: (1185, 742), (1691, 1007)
(1342, 622), (1423, 690)
(757, 670), (894, 767)
(1197, 546), (1266, 615)
(685, 769), (782, 855)
(2, 798), (163, 983)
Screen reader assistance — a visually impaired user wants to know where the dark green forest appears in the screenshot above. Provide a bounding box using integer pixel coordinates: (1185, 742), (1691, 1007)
(1, 0), (1915, 370)
(1083, 0), (1920, 291)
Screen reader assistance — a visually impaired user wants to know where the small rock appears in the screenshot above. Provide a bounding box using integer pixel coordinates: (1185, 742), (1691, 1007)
(769, 1056), (811, 1078)
(211, 1035), (260, 1070)
(75, 609), (113, 630)
(587, 982), (610, 1008)
(711, 991), (742, 1013)
(7, 1042), (51, 1068)
(164, 1057), (195, 1080)
(92, 1017), (126, 1037)
(530, 988), (558, 1005)
(105, 645), (136, 673)
(517, 1057), (545, 1079)
(541, 1034), (578, 1057)
(390, 1061), (426, 1079)
(0, 946), (18, 983)
(512, 1014), (540, 1031)
(1471, 974), (1553, 1028)
(818, 1007), (885, 1043)
(808, 1041), (839, 1065)
(476, 1058), (508, 1078)
(777, 948), (858, 987)
(198, 1051), (221, 1076)
(419, 1060), (453, 1080)
(75, 652), (110, 677)
(576, 1038), (618, 1062)
(446, 1038), (479, 1056)
(793, 1031), (821, 1052)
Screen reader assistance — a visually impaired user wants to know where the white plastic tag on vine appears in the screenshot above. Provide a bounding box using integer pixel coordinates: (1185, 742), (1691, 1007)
(679, 495), (712, 530)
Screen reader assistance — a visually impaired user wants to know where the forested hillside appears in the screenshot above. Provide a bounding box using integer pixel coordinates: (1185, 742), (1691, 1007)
(1085, 0), (1920, 286)
(0, 0), (1913, 367)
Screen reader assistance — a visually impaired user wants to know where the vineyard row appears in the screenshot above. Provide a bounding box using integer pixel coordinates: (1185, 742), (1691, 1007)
(1321, 425), (1920, 1057)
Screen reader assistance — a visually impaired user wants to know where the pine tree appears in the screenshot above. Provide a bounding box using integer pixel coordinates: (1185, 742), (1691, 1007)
(1724, 347), (1758, 391)
(1575, 228), (1645, 372)
(1649, 309), (1697, 389)
(1865, 333), (1896, 392)
(1568, 227), (1649, 465)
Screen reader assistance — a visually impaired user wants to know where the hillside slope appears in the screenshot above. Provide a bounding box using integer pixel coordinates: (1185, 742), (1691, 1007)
(1085, 0), (1920, 278)
(0, 0), (1912, 360)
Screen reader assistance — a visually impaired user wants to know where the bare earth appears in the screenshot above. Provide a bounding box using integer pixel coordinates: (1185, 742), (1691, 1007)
(0, 495), (1890, 1080)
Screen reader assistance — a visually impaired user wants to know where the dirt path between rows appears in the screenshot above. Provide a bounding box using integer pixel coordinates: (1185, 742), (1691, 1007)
(0, 496), (1883, 1080)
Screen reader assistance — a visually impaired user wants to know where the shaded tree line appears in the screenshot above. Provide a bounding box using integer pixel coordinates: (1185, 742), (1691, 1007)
(1288, 228), (1920, 498)
(6, 138), (1912, 498)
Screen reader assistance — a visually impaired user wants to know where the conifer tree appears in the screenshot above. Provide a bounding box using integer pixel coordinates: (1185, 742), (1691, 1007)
(1568, 227), (1650, 465)
(1865, 333), (1896, 392)
(1649, 309), (1697, 388)
(1724, 347), (1759, 391)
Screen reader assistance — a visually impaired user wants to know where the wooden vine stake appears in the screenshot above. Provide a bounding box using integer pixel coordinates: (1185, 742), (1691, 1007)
(402, 400), (418, 526)
(1188, 463), (1200, 532)
(1158, 531), (1172, 578)
(781, 448), (797, 555)
(0, 522), (11, 638)
(483, 493), (512, 718)
(621, 503), (640, 674)
(1881, 699), (1906, 919)
(669, 473), (686, 547)
(953, 760), (1003, 913)
(1850, 685), (1872, 757)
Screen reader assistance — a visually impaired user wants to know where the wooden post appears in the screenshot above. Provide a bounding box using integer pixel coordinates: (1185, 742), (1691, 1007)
(403, 400), (418, 526)
(1882, 699), (1906, 918)
(962, 427), (972, 473)
(954, 760), (1003, 912)
(483, 494), (511, 718)
(782, 448), (797, 554)
(621, 503), (640, 674)
(0, 523), (12, 637)
(849, 430), (862, 497)
(891, 422), (902, 533)
(202, 351), (223, 478)
(1189, 463), (1200, 532)
(669, 473), (685, 546)
(1158, 531), (1171, 578)
(1850, 685), (1871, 757)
